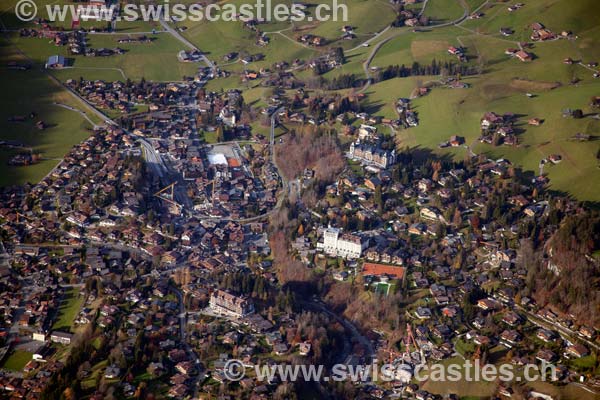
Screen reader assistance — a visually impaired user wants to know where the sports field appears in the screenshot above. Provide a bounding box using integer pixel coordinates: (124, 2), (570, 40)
(52, 287), (84, 332)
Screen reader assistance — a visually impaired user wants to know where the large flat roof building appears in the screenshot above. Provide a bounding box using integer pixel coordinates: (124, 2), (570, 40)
(318, 227), (369, 259)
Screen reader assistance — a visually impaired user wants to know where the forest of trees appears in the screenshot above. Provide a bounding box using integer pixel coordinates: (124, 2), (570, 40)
(523, 212), (600, 325)
(305, 74), (363, 91)
(274, 129), (345, 183)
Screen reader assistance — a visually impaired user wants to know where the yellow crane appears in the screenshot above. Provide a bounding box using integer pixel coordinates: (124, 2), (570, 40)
(15, 212), (31, 224)
(154, 183), (182, 211)
(200, 178), (218, 202)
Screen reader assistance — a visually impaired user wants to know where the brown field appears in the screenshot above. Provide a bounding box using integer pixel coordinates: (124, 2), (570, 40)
(510, 78), (562, 92)
(480, 83), (520, 101)
(411, 40), (451, 60)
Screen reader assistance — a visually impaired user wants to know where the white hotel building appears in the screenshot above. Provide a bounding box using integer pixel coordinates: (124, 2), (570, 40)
(318, 227), (369, 259)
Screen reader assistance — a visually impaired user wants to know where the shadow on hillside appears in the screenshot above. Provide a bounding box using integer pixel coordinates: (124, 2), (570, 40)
(0, 10), (99, 187)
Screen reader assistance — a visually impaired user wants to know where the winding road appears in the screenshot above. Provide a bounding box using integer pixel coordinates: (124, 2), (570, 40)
(170, 285), (203, 399)
(359, 0), (470, 93)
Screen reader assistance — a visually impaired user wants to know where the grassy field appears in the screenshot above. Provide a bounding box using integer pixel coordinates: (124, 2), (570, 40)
(1, 0), (198, 81)
(81, 359), (108, 389)
(528, 380), (600, 400)
(0, 37), (98, 187)
(52, 288), (84, 333)
(356, 0), (600, 201)
(420, 356), (497, 397)
(7, 32), (199, 81)
(422, 0), (466, 23)
(301, 0), (395, 45)
(172, 0), (395, 72)
(1, 350), (32, 371)
(0, 0), (599, 202)
(365, 73), (600, 201)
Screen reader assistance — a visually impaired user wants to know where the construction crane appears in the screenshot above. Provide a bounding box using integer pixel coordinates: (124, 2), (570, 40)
(154, 183), (182, 212)
(382, 347), (401, 364)
(405, 323), (425, 365)
(15, 212), (31, 224)
(200, 178), (218, 203)
(473, 345), (482, 361)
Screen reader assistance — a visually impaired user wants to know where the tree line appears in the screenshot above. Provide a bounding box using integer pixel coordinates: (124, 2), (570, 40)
(374, 60), (478, 82)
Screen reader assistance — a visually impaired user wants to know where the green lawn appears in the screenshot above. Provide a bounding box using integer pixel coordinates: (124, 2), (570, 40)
(464, 0), (487, 13)
(173, 0), (394, 65)
(461, 0), (600, 43)
(420, 356), (497, 397)
(81, 359), (108, 389)
(455, 338), (476, 356)
(422, 0), (466, 23)
(302, 0), (395, 46)
(359, 0), (600, 202)
(1, 350), (32, 371)
(8, 32), (198, 81)
(0, 37), (97, 187)
(52, 288), (84, 333)
(570, 354), (599, 371)
(528, 380), (600, 400)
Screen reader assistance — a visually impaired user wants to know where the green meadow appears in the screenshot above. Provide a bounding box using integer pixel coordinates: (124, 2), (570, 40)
(0, 37), (98, 186)
(52, 287), (84, 332)
(356, 0), (600, 201)
(0, 0), (598, 201)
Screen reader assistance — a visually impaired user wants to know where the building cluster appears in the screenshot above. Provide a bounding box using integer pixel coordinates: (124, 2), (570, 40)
(530, 22), (556, 41)
(21, 27), (125, 61)
(67, 79), (204, 114)
(177, 50), (205, 63)
(479, 111), (519, 146)
(395, 7), (429, 28)
(447, 46), (467, 62)
(396, 98), (419, 127)
(282, 138), (599, 397)
(0, 181), (276, 398)
(208, 289), (255, 318)
(2, 7), (600, 399)
(308, 48), (345, 75)
(297, 34), (325, 47)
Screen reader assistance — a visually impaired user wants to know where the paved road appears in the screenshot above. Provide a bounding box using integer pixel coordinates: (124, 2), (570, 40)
(513, 303), (600, 352)
(139, 139), (167, 179)
(417, 0), (430, 18)
(170, 285), (203, 399)
(359, 0), (469, 93)
(52, 102), (99, 128)
(346, 26), (391, 53)
(62, 66), (127, 80)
